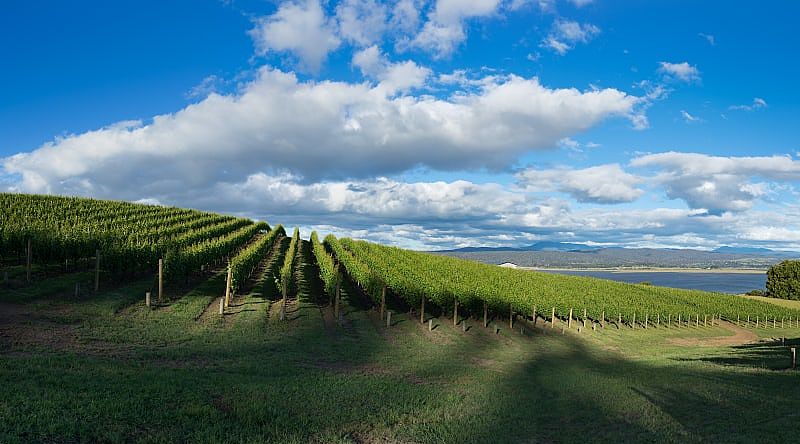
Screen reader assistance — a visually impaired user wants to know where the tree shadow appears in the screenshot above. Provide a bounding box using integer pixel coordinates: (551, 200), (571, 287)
(672, 337), (800, 370)
(7, 252), (800, 443)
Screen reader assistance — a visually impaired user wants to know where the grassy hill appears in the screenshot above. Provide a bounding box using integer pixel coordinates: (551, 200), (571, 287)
(2, 193), (800, 443)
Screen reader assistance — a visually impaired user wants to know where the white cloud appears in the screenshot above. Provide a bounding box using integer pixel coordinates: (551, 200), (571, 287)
(729, 97), (768, 111)
(631, 152), (800, 213)
(740, 226), (800, 243)
(186, 75), (223, 99)
(2, 68), (641, 197)
(249, 0), (341, 72)
(680, 110), (702, 123)
(508, 0), (555, 11)
(335, 0), (389, 46)
(658, 61), (701, 83)
(557, 137), (599, 154)
(541, 19), (601, 55)
(568, 0), (594, 7)
(195, 173), (528, 222)
(517, 163), (644, 204)
(411, 0), (502, 57)
(352, 45), (432, 93)
(698, 33), (715, 46)
(390, 0), (423, 33)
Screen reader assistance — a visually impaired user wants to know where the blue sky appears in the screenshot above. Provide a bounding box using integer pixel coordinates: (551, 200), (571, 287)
(2, 0), (799, 250)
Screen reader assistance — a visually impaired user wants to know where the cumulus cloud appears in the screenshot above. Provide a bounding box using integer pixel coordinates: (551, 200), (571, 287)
(517, 163), (644, 204)
(658, 61), (701, 83)
(410, 0), (502, 57)
(190, 173), (528, 223)
(541, 19), (601, 55)
(729, 97), (768, 111)
(352, 45), (431, 93)
(631, 152), (800, 214)
(390, 0), (423, 33)
(335, 0), (389, 46)
(249, 0), (341, 72)
(2, 67), (641, 198)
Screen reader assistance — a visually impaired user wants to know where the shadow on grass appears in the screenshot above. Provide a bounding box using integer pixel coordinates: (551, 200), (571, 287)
(4, 256), (800, 443)
(672, 337), (800, 370)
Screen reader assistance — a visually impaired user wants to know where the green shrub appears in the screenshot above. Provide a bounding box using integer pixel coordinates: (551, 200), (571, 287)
(766, 260), (800, 300)
(745, 289), (765, 296)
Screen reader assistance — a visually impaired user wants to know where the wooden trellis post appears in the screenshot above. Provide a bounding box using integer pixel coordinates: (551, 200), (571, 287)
(333, 267), (340, 307)
(791, 347), (797, 370)
(551, 307), (556, 328)
(532, 305), (537, 327)
(668, 313), (671, 327)
(601, 310), (605, 329)
(568, 308), (573, 329)
(632, 312), (636, 329)
(484, 301), (489, 328)
(583, 308), (587, 329)
(158, 258), (164, 301)
(420, 296), (426, 324)
(618, 313), (622, 329)
(453, 299), (459, 327)
(334, 285), (340, 322)
(509, 306), (514, 329)
(645, 314), (648, 329)
(386, 311), (392, 328)
(145, 291), (151, 307)
(280, 279), (287, 321)
(224, 264), (232, 308)
(26, 238), (32, 283)
(381, 285), (386, 320)
(94, 249), (100, 292)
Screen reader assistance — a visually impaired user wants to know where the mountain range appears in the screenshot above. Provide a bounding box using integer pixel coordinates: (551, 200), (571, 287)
(434, 243), (800, 269)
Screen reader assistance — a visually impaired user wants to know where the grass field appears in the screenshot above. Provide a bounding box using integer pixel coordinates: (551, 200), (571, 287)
(743, 294), (800, 310)
(2, 241), (799, 443)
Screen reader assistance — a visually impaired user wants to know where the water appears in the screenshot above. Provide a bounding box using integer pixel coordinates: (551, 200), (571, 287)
(539, 270), (767, 294)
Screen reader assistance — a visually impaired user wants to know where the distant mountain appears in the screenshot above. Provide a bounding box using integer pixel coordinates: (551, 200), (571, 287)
(437, 246), (523, 253)
(713, 246), (799, 257)
(713, 246), (775, 255)
(527, 241), (598, 252)
(434, 247), (796, 269)
(438, 241), (597, 253)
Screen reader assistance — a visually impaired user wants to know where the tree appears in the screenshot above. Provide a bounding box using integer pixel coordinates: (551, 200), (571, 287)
(766, 260), (800, 300)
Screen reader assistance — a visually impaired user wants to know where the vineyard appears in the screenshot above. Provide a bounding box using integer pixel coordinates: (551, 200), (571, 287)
(1, 193), (265, 289)
(3, 193), (800, 443)
(330, 238), (800, 327)
(3, 193), (800, 328)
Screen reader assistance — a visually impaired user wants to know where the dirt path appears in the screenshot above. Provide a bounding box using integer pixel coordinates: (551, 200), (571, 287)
(668, 321), (759, 347)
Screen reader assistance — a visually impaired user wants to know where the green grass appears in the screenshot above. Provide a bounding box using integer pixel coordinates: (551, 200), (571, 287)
(2, 247), (800, 443)
(742, 294), (800, 310)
